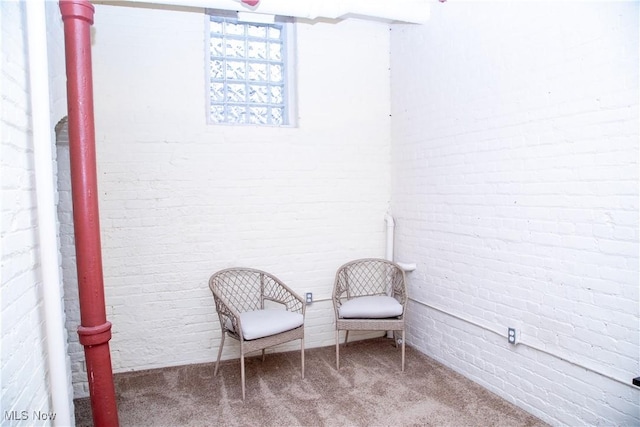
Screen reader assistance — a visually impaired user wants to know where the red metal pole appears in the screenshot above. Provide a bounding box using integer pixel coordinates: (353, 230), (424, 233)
(59, 1), (119, 425)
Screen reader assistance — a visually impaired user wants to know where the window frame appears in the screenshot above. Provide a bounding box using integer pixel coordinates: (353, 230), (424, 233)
(205, 9), (297, 127)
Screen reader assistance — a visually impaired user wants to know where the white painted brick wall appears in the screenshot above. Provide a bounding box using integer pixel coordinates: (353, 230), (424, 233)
(1, 0), (71, 424)
(391, 1), (639, 425)
(59, 4), (391, 397)
(46, 0), (75, 414)
(57, 120), (88, 399)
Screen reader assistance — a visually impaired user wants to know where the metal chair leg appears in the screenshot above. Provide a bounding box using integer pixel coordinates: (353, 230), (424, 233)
(401, 329), (405, 372)
(214, 332), (226, 376)
(241, 350), (246, 401)
(335, 329), (340, 370)
(301, 337), (305, 379)
(344, 330), (349, 346)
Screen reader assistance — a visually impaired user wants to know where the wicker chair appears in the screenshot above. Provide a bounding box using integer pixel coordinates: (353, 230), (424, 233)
(209, 267), (305, 400)
(333, 258), (407, 371)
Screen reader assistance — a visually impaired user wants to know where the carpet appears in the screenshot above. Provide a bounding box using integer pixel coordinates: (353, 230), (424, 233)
(74, 338), (546, 426)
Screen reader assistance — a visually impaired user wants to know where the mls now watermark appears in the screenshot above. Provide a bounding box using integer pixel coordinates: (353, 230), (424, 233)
(4, 410), (57, 422)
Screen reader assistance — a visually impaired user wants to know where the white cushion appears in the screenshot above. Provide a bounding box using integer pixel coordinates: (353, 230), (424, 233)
(230, 309), (304, 341)
(338, 295), (403, 319)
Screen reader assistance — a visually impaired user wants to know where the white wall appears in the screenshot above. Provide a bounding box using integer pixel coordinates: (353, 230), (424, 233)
(57, 120), (85, 399)
(390, 1), (639, 425)
(60, 3), (392, 397)
(1, 0), (71, 424)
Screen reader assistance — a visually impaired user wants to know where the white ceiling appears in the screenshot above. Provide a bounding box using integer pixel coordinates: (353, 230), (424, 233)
(123, 0), (431, 24)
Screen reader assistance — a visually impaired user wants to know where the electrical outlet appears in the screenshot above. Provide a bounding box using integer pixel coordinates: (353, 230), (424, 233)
(508, 327), (516, 344)
(305, 292), (313, 305)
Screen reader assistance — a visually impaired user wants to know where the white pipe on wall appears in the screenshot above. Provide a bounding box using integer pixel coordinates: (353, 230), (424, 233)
(25, 1), (73, 425)
(385, 214), (395, 339)
(397, 261), (417, 272)
(384, 214), (416, 272)
(408, 297), (637, 389)
(384, 214), (395, 262)
(119, 0), (431, 23)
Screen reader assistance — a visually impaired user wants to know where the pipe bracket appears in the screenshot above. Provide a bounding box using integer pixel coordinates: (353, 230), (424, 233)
(59, 0), (95, 24)
(78, 321), (112, 346)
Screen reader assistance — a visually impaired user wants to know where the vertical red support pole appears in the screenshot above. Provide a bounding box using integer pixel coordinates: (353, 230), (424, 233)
(59, 1), (119, 426)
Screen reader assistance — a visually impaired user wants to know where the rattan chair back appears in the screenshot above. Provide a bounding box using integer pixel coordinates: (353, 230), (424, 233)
(334, 258), (406, 304)
(208, 267), (306, 400)
(332, 258), (408, 371)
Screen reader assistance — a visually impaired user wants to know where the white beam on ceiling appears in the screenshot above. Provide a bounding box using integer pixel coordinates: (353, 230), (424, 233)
(117, 0), (431, 24)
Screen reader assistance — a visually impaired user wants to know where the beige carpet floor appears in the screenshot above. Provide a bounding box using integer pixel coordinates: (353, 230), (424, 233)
(74, 337), (547, 426)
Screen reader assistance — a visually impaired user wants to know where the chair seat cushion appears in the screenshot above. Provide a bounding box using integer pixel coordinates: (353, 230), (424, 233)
(232, 309), (304, 340)
(338, 295), (403, 319)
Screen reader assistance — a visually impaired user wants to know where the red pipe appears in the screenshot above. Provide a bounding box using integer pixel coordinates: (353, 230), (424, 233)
(59, 1), (119, 425)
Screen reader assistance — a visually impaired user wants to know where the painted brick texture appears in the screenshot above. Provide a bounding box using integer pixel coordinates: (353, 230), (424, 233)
(59, 5), (391, 397)
(1, 0), (71, 424)
(390, 2), (639, 425)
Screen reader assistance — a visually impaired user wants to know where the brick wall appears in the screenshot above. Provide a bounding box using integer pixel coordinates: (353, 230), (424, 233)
(47, 0), (73, 411)
(390, 2), (639, 425)
(1, 0), (70, 424)
(60, 4), (391, 397)
(57, 119), (86, 399)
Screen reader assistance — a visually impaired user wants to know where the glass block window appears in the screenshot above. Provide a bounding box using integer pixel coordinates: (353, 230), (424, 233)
(207, 14), (292, 126)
